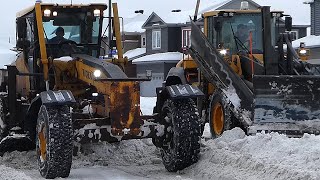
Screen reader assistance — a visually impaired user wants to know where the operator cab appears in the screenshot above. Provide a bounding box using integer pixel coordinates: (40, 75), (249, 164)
(204, 9), (284, 79)
(15, 3), (107, 94)
(16, 3), (107, 58)
(41, 4), (107, 58)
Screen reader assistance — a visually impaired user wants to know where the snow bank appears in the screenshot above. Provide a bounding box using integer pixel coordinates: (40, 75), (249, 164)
(132, 52), (183, 63)
(73, 139), (160, 168)
(186, 127), (320, 180)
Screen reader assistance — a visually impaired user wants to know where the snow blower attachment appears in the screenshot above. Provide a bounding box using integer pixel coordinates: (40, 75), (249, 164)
(0, 2), (202, 178)
(186, 6), (320, 137)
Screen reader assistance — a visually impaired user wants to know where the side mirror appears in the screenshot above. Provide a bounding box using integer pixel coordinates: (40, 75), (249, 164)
(285, 16), (292, 32)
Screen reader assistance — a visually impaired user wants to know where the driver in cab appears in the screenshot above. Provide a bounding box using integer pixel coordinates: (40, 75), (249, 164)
(48, 27), (67, 44)
(235, 24), (249, 43)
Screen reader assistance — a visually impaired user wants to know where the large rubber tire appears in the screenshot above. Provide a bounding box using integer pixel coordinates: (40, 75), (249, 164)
(209, 94), (232, 138)
(160, 98), (201, 172)
(36, 105), (73, 179)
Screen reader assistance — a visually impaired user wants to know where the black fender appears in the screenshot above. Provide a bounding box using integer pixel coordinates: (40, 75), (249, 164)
(155, 81), (204, 114)
(154, 67), (204, 114)
(39, 90), (76, 106)
(165, 67), (187, 86)
(24, 90), (75, 142)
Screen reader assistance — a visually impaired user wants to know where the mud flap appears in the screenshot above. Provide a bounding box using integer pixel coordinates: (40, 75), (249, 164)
(253, 75), (320, 134)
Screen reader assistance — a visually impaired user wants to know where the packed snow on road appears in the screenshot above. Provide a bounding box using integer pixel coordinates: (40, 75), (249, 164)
(0, 97), (318, 180)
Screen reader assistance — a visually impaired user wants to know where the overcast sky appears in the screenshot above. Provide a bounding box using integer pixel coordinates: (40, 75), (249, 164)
(0, 0), (311, 43)
(0, 0), (201, 41)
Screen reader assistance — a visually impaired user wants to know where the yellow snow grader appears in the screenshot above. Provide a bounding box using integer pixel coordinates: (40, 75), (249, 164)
(0, 1), (203, 179)
(155, 3), (320, 139)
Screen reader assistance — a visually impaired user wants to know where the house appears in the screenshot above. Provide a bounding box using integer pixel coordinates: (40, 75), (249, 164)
(122, 13), (149, 52)
(132, 10), (194, 96)
(304, 0), (320, 35)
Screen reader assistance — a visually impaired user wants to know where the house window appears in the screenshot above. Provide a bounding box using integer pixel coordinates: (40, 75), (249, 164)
(142, 37), (146, 46)
(152, 30), (161, 49)
(182, 29), (191, 48)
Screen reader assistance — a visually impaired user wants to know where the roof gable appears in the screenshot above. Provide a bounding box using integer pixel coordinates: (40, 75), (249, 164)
(142, 12), (166, 29)
(218, 0), (260, 10)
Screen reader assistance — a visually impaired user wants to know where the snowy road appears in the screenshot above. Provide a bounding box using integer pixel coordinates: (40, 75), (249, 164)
(1, 97), (320, 180)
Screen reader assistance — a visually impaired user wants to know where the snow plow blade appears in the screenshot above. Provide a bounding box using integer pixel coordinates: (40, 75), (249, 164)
(250, 75), (320, 136)
(189, 20), (253, 126)
(0, 135), (34, 155)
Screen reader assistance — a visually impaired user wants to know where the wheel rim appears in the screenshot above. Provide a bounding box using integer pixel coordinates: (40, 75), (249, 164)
(38, 125), (47, 162)
(212, 102), (224, 135)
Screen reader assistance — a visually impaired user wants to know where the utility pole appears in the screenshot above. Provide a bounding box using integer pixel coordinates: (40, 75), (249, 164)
(108, 0), (112, 57)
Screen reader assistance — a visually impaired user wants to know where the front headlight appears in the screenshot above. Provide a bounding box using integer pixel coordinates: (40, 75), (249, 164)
(43, 9), (51, 17)
(93, 70), (101, 78)
(299, 49), (307, 55)
(94, 9), (101, 17)
(219, 49), (228, 56)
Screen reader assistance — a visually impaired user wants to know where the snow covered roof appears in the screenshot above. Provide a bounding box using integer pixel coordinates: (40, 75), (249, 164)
(155, 10), (194, 25)
(198, 0), (232, 14)
(144, 0), (231, 26)
(304, 0), (315, 3)
(122, 14), (149, 33)
(292, 35), (320, 48)
(124, 48), (146, 60)
(132, 52), (183, 64)
(253, 0), (310, 25)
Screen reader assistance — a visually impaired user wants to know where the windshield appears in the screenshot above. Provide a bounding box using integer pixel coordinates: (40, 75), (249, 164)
(220, 13), (263, 54)
(43, 12), (101, 45)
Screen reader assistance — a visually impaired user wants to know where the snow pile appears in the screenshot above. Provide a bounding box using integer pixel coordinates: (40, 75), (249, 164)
(0, 151), (37, 170)
(132, 52), (183, 63)
(73, 139), (160, 168)
(186, 128), (320, 180)
(124, 48), (146, 60)
(0, 165), (32, 180)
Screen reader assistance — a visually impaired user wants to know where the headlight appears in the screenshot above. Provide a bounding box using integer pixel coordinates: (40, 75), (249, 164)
(299, 49), (307, 55)
(44, 9), (51, 17)
(93, 70), (101, 78)
(219, 49), (228, 56)
(92, 93), (98, 97)
(53, 11), (58, 17)
(94, 9), (101, 17)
